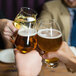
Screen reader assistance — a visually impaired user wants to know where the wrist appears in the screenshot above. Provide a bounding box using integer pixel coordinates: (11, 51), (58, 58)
(19, 71), (30, 76)
(18, 70), (37, 76)
(65, 55), (76, 73)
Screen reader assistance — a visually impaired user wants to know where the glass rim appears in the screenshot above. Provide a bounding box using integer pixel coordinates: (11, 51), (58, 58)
(21, 7), (37, 15)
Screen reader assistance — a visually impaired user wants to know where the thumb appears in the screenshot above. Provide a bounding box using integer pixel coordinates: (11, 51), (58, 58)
(42, 52), (58, 59)
(14, 48), (20, 55)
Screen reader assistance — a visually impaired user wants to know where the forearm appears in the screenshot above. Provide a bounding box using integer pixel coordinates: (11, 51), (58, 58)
(65, 46), (76, 72)
(65, 56), (76, 73)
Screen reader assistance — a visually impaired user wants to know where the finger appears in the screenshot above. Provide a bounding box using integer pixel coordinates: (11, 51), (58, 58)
(14, 48), (17, 55)
(31, 50), (42, 61)
(8, 22), (17, 32)
(3, 26), (13, 34)
(5, 20), (17, 33)
(43, 52), (58, 59)
(14, 48), (20, 55)
(14, 48), (21, 63)
(4, 35), (12, 40)
(3, 31), (13, 36)
(3, 31), (13, 40)
(36, 46), (45, 55)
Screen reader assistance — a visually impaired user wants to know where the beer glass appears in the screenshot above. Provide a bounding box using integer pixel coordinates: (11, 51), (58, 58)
(14, 7), (37, 29)
(12, 7), (37, 43)
(13, 7), (37, 53)
(37, 19), (62, 68)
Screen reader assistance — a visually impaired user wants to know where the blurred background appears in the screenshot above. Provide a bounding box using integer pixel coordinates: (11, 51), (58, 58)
(0, 0), (51, 20)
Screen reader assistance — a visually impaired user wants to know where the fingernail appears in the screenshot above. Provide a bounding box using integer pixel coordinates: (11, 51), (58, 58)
(14, 28), (17, 32)
(42, 54), (47, 59)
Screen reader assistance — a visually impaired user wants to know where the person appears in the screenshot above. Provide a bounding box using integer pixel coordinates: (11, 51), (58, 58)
(39, 0), (76, 72)
(39, 0), (76, 44)
(15, 49), (42, 76)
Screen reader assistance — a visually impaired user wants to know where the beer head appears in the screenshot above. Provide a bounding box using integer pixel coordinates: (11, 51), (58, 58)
(18, 27), (37, 37)
(38, 29), (62, 39)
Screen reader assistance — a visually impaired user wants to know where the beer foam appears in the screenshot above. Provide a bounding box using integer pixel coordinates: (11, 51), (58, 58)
(38, 29), (62, 39)
(18, 28), (37, 36)
(27, 17), (35, 22)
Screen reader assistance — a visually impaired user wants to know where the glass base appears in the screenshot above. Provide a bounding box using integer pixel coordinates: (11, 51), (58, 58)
(42, 58), (59, 68)
(46, 62), (58, 68)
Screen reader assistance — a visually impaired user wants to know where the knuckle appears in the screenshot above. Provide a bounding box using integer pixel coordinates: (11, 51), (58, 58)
(6, 21), (10, 25)
(40, 56), (42, 60)
(4, 26), (9, 31)
(6, 22), (9, 26)
(4, 28), (7, 31)
(3, 32), (6, 35)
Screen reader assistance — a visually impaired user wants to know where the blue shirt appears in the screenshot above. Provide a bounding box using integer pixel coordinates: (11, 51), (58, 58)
(68, 8), (76, 46)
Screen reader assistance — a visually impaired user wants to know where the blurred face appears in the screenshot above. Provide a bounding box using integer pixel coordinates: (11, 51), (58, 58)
(63, 0), (76, 8)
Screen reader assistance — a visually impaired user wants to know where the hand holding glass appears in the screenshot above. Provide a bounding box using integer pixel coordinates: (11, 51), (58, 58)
(37, 19), (62, 68)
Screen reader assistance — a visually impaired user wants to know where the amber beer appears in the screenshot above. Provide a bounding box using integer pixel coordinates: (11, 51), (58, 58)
(15, 28), (37, 53)
(38, 29), (62, 63)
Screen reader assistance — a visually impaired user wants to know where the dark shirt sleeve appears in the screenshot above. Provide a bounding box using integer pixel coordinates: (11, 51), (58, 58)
(0, 11), (5, 19)
(0, 11), (5, 49)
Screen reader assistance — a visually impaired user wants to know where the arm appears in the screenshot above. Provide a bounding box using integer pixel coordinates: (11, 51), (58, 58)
(15, 50), (42, 76)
